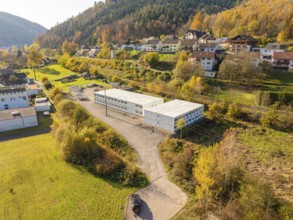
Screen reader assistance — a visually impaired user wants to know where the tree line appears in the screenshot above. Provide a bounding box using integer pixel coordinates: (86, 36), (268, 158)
(36, 0), (237, 48)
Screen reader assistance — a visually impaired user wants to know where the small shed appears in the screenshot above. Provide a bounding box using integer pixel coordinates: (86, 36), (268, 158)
(35, 98), (51, 112)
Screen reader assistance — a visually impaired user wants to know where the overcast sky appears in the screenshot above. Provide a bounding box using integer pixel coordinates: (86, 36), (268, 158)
(0, 0), (98, 29)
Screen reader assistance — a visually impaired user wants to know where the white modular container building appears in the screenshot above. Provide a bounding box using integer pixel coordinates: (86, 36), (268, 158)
(94, 89), (164, 117)
(35, 98), (51, 112)
(0, 107), (38, 132)
(144, 99), (204, 132)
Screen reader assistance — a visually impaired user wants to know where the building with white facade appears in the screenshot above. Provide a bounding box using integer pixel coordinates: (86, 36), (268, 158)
(188, 51), (217, 71)
(145, 39), (163, 52)
(144, 99), (204, 132)
(252, 44), (286, 62)
(94, 89), (164, 116)
(0, 107), (38, 132)
(197, 43), (219, 52)
(161, 39), (181, 53)
(0, 86), (29, 110)
(272, 52), (293, 72)
(35, 98), (51, 112)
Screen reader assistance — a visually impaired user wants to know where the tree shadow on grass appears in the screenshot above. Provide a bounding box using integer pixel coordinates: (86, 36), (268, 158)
(182, 118), (246, 146)
(39, 67), (61, 75)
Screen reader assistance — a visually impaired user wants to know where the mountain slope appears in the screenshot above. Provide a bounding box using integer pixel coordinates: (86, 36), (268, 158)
(191, 0), (293, 41)
(36, 0), (238, 48)
(0, 12), (47, 47)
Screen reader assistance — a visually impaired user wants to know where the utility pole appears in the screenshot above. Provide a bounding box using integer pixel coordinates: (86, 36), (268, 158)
(104, 89), (108, 116)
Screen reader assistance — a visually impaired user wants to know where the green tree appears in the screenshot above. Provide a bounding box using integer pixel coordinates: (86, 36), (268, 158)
(26, 45), (43, 80)
(176, 117), (186, 138)
(140, 52), (159, 68)
(226, 103), (242, 120)
(62, 39), (79, 56)
(260, 102), (278, 128)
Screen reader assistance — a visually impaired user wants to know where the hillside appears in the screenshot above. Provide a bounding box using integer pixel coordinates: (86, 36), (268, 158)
(36, 0), (238, 48)
(0, 12), (47, 47)
(190, 0), (293, 41)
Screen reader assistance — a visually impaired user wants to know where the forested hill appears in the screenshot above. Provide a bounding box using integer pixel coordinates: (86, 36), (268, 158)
(190, 0), (293, 41)
(0, 12), (47, 47)
(36, 0), (238, 48)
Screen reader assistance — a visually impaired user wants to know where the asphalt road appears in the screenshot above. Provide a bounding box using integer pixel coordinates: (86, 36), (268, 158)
(80, 89), (187, 220)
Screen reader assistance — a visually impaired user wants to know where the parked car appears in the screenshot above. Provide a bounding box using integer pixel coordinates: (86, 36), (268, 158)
(130, 194), (141, 214)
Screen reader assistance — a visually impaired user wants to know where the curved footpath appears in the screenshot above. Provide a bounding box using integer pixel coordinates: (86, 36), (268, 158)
(79, 90), (187, 220)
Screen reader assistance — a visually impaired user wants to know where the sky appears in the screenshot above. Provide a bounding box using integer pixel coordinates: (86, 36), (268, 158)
(0, 0), (99, 29)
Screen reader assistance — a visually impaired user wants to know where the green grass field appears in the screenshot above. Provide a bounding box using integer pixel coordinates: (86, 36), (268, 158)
(238, 126), (293, 166)
(210, 87), (257, 105)
(159, 54), (177, 63)
(0, 134), (135, 219)
(22, 65), (109, 92)
(264, 71), (293, 93)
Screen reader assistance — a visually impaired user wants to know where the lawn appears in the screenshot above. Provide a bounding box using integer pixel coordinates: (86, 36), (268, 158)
(159, 54), (177, 63)
(0, 134), (136, 219)
(264, 71), (293, 93)
(210, 87), (257, 105)
(238, 126), (293, 166)
(22, 65), (109, 92)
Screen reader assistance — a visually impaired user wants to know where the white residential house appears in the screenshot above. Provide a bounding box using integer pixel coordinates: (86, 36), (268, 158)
(252, 43), (286, 62)
(271, 52), (293, 72)
(188, 51), (217, 71)
(0, 86), (29, 110)
(215, 37), (229, 50)
(181, 39), (198, 52)
(161, 39), (181, 53)
(198, 34), (216, 43)
(184, 30), (206, 40)
(145, 39), (163, 52)
(0, 107), (38, 132)
(197, 43), (219, 52)
(144, 99), (204, 132)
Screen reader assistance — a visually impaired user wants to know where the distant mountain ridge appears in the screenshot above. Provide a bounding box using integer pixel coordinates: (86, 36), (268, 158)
(36, 0), (238, 48)
(0, 11), (47, 47)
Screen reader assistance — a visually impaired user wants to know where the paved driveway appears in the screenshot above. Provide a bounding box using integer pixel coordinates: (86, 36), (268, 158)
(79, 89), (187, 220)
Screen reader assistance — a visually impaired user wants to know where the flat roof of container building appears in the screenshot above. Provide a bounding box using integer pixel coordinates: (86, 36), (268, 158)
(95, 89), (163, 106)
(145, 99), (204, 118)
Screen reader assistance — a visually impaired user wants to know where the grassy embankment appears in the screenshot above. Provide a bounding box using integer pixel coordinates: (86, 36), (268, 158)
(0, 116), (136, 219)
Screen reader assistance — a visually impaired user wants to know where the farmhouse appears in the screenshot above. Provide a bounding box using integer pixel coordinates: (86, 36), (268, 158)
(144, 99), (204, 132)
(94, 89), (164, 116)
(228, 35), (257, 53)
(0, 107), (38, 132)
(0, 86), (29, 110)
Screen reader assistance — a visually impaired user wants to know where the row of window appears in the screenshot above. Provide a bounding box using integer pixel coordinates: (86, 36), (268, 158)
(96, 99), (128, 111)
(0, 91), (25, 95)
(0, 96), (27, 102)
(95, 95), (128, 104)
